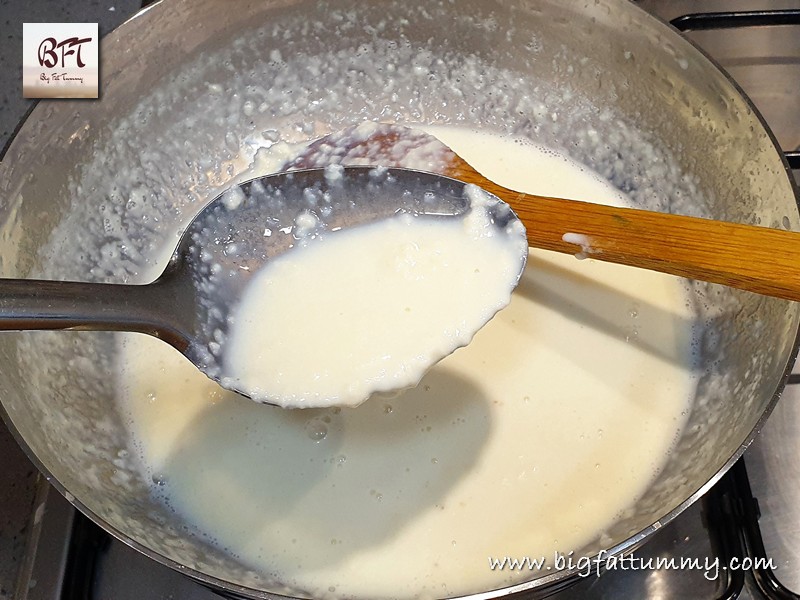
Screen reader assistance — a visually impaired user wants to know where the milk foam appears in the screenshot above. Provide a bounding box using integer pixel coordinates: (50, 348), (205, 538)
(117, 127), (697, 598)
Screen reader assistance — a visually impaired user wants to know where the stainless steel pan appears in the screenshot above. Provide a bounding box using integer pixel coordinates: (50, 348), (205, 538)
(1, 0), (798, 597)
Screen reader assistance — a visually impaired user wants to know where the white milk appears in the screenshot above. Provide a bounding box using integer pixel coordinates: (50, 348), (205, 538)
(117, 127), (697, 599)
(222, 186), (527, 408)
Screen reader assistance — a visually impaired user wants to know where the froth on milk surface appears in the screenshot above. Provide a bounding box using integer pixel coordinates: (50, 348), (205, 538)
(117, 127), (698, 598)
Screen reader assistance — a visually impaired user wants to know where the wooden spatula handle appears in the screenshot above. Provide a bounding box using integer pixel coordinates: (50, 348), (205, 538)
(452, 168), (800, 302)
(519, 193), (800, 301)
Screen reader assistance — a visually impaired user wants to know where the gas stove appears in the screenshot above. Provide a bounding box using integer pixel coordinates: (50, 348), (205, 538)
(0, 1), (798, 599)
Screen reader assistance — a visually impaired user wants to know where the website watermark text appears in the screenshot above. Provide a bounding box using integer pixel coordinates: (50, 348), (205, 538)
(488, 551), (776, 581)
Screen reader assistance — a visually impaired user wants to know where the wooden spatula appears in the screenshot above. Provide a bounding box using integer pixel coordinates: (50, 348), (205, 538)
(287, 124), (800, 302)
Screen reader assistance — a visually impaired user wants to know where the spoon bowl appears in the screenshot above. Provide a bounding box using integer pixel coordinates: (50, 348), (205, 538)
(0, 166), (526, 403)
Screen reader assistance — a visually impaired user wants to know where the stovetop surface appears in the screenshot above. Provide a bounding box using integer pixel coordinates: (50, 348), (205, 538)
(0, 1), (799, 599)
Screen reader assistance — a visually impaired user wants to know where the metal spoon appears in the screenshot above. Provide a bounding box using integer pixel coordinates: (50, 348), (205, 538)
(0, 166), (525, 401)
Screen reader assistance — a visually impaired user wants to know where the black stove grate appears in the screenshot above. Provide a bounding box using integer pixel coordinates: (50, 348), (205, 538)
(670, 9), (800, 31)
(706, 459), (800, 600)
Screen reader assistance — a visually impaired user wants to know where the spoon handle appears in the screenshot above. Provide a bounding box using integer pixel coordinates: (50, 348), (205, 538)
(516, 194), (800, 302)
(449, 167), (800, 302)
(0, 278), (191, 350)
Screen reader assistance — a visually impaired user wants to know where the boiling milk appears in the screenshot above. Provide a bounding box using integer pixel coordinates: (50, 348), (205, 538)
(117, 126), (697, 598)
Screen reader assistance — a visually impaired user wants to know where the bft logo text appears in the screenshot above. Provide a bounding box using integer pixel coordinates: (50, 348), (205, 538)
(38, 36), (93, 69)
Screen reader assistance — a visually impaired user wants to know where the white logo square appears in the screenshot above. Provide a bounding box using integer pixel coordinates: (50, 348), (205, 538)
(23, 23), (99, 99)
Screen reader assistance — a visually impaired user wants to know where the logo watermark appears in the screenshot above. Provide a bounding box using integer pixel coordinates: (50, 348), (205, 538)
(23, 23), (98, 98)
(488, 550), (776, 581)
